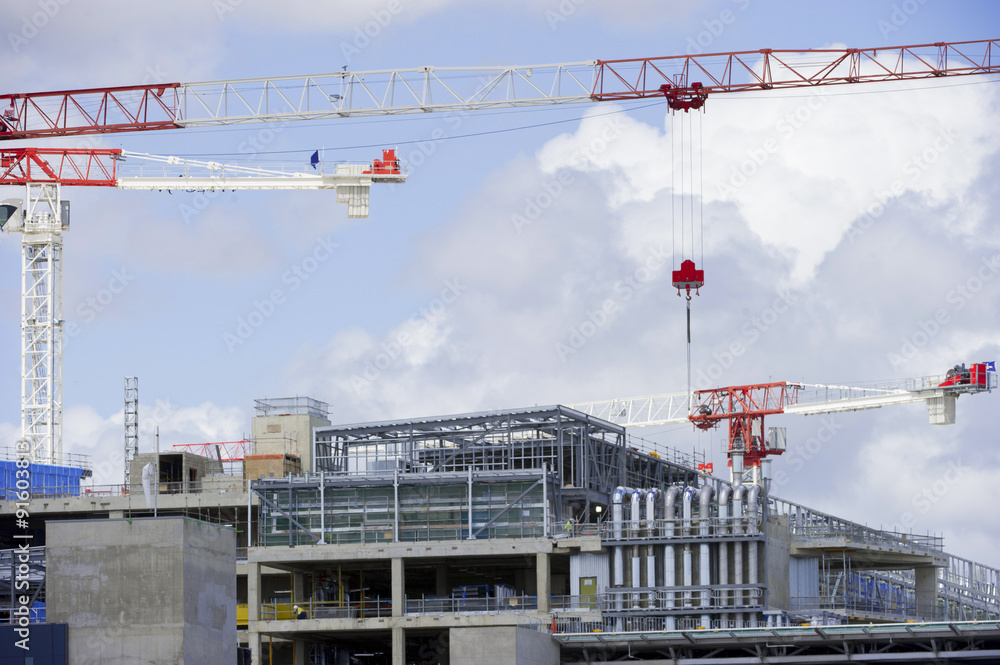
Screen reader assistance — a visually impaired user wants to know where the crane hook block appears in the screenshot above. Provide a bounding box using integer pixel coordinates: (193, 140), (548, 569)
(672, 259), (704, 297)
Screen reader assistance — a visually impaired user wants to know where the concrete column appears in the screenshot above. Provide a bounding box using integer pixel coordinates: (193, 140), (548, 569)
(435, 563), (449, 596)
(536, 552), (550, 613)
(392, 626), (405, 665)
(292, 567), (306, 607)
(915, 567), (938, 619)
(294, 639), (307, 665)
(392, 558), (405, 618)
(248, 561), (263, 665)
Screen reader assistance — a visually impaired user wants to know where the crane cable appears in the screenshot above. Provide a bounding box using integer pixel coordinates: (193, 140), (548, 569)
(669, 105), (705, 413)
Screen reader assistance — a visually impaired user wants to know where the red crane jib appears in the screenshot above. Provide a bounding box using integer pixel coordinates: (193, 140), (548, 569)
(688, 382), (798, 466)
(0, 147), (121, 186)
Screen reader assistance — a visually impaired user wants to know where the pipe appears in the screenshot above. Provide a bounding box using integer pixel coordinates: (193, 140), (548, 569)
(682, 486), (695, 608)
(630, 489), (642, 537)
(717, 486), (731, 626)
(645, 488), (660, 533)
(731, 451), (744, 487)
(748, 486), (761, 587)
(747, 485), (762, 623)
(748, 485), (761, 536)
(612, 487), (626, 589)
(631, 489), (643, 603)
(612, 486), (626, 540)
(733, 485), (746, 625)
(664, 487), (680, 616)
(645, 488), (660, 601)
(699, 486), (714, 627)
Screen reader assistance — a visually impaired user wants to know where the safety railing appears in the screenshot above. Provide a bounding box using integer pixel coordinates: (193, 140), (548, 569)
(260, 598), (392, 621)
(791, 523), (943, 553)
(598, 516), (763, 541)
(404, 595), (538, 615)
(1, 476), (250, 501)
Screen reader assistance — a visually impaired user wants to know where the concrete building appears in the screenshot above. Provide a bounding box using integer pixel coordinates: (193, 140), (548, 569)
(2, 401), (1000, 664)
(46, 517), (236, 665)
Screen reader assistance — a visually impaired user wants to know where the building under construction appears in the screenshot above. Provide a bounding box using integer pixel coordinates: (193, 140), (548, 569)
(1, 397), (999, 665)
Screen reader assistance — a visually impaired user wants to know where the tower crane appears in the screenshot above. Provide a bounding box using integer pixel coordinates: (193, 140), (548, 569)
(1, 39), (998, 466)
(0, 147), (405, 466)
(567, 362), (996, 486)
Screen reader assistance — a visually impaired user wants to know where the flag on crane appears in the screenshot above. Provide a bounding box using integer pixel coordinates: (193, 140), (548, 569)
(986, 361), (996, 372)
(310, 150), (320, 169)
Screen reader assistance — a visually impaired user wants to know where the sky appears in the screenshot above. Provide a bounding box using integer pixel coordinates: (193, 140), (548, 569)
(0, 1), (999, 565)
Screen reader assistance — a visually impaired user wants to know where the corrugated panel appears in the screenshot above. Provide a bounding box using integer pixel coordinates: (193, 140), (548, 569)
(0, 460), (84, 499)
(790, 556), (819, 600)
(571, 552), (610, 593)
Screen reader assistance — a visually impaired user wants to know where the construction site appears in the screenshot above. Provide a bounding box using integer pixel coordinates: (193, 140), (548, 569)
(1, 35), (1000, 665)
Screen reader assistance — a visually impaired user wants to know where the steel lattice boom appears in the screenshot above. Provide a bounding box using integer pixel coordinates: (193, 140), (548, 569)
(1, 40), (996, 139)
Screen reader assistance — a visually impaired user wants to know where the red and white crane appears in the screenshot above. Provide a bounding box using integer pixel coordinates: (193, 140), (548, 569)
(0, 147), (404, 466)
(1, 39), (998, 467)
(568, 363), (996, 486)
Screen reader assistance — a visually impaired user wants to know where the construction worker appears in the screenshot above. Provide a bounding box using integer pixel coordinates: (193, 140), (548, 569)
(294, 605), (306, 620)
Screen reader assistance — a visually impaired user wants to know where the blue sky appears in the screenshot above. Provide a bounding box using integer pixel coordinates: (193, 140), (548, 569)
(1, 0), (999, 564)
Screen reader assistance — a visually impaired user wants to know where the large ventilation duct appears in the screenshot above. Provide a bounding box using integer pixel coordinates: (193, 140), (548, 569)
(630, 489), (642, 603)
(717, 485), (732, 626)
(664, 486), (680, 623)
(682, 486), (695, 608)
(733, 484), (746, 624)
(612, 487), (627, 589)
(699, 485), (714, 627)
(645, 488), (660, 601)
(748, 484), (762, 607)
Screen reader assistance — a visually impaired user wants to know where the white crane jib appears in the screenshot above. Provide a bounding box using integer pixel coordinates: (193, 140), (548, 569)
(0, 147), (406, 465)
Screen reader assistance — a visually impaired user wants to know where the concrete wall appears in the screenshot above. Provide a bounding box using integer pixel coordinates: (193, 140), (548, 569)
(766, 513), (791, 611)
(252, 413), (329, 473)
(128, 452), (223, 492)
(46, 517), (236, 665)
(449, 626), (559, 665)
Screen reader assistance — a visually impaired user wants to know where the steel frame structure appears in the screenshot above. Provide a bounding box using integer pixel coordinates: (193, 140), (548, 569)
(313, 406), (698, 500)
